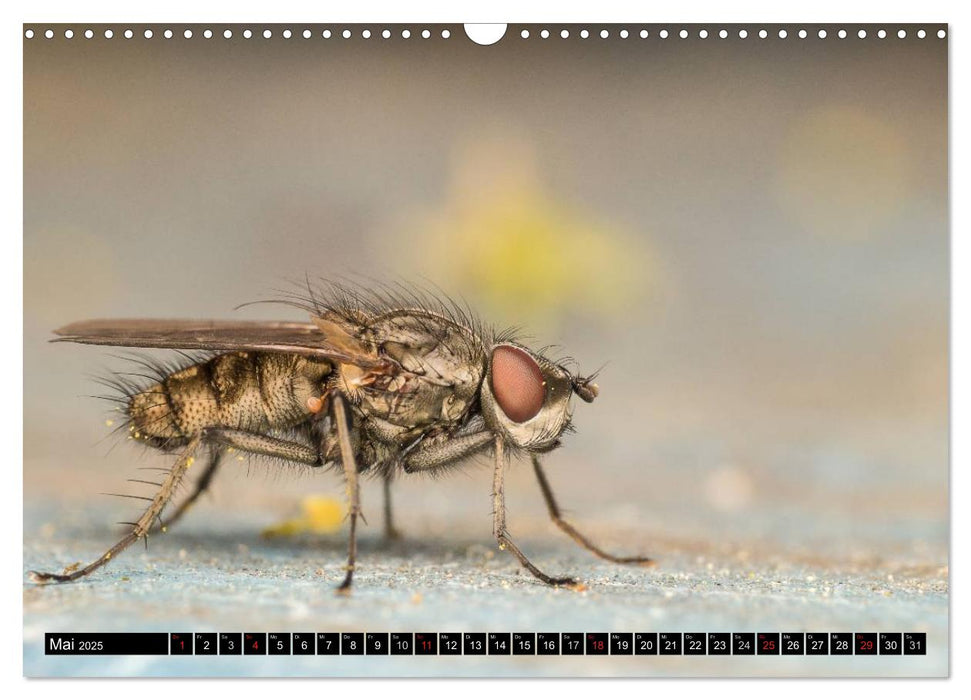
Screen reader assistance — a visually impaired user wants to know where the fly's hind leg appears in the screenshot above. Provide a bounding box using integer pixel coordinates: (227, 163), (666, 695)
(30, 429), (323, 584)
(156, 429), (322, 534)
(150, 447), (224, 533)
(29, 434), (204, 584)
(531, 455), (653, 566)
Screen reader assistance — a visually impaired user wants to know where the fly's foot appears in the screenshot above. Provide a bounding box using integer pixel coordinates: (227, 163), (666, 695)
(336, 568), (355, 596)
(597, 553), (655, 566)
(28, 570), (57, 584)
(28, 569), (74, 584)
(535, 573), (585, 590)
(30, 559), (86, 582)
(496, 533), (583, 590)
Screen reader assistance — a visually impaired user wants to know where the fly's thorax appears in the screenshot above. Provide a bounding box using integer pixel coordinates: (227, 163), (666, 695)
(341, 310), (486, 432)
(480, 343), (577, 451)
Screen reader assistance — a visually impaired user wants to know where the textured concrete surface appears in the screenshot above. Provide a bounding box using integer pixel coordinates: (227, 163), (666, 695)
(23, 464), (948, 678)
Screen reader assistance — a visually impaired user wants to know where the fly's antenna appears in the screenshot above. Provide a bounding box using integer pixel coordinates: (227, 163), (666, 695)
(572, 363), (605, 403)
(572, 377), (599, 403)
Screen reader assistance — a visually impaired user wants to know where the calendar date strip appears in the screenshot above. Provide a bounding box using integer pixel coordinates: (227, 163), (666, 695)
(45, 632), (927, 656)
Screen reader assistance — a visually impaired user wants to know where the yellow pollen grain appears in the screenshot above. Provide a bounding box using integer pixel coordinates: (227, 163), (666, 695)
(104, 553), (111, 560)
(261, 496), (343, 538)
(105, 419), (114, 427)
(237, 456), (244, 462)
(161, 526), (168, 533)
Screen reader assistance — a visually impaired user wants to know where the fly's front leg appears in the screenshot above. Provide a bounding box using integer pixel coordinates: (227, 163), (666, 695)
(29, 434), (204, 583)
(531, 455), (653, 566)
(386, 430), (493, 539)
(150, 447), (224, 533)
(403, 431), (493, 473)
(332, 394), (361, 594)
(492, 437), (580, 589)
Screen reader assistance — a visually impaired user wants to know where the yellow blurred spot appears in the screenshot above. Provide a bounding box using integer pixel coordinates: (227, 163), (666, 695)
(404, 132), (658, 329)
(776, 105), (910, 239)
(261, 495), (344, 538)
(105, 419), (114, 427)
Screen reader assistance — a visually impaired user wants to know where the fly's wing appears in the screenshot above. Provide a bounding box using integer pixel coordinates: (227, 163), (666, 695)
(52, 318), (391, 370)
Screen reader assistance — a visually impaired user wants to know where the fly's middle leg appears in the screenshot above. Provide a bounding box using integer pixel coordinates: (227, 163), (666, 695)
(29, 434), (204, 584)
(382, 473), (402, 541)
(331, 394), (361, 594)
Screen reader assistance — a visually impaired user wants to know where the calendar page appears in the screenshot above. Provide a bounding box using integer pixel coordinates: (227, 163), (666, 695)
(22, 21), (948, 678)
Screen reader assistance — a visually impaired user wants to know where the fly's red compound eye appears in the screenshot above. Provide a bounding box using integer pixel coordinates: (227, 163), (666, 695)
(490, 345), (545, 423)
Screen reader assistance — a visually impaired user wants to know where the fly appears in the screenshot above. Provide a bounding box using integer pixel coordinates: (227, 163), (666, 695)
(28, 282), (652, 592)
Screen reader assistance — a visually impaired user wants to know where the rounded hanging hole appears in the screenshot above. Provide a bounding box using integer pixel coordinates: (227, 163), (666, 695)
(464, 23), (507, 46)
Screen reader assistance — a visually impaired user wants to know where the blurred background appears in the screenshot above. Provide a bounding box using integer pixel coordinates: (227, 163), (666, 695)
(23, 25), (947, 676)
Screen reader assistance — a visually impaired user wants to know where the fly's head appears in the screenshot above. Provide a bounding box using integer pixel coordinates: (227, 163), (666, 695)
(480, 342), (599, 452)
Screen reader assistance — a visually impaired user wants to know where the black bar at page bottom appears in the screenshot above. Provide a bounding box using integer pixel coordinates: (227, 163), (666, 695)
(43, 631), (931, 656)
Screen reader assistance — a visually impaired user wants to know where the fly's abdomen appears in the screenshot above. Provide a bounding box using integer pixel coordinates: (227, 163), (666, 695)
(127, 352), (332, 446)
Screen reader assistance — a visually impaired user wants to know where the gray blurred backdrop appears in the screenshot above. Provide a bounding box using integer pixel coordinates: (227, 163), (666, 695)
(24, 25), (948, 676)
